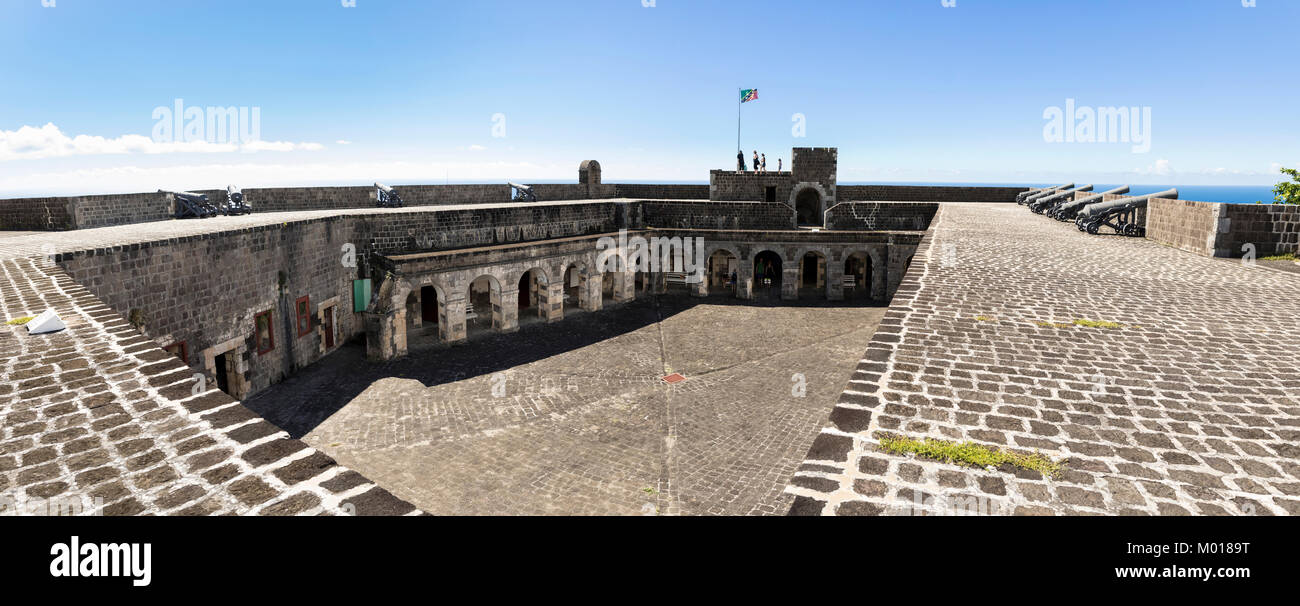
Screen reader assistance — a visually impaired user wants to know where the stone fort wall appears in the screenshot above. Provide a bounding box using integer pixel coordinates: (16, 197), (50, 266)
(55, 202), (625, 398)
(1147, 198), (1300, 258)
(825, 202), (938, 231)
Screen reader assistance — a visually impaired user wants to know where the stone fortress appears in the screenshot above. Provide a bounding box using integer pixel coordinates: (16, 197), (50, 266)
(2, 147), (1298, 516)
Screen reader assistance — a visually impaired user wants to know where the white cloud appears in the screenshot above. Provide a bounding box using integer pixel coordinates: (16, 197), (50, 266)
(335, 140), (352, 145)
(0, 158), (572, 197)
(0, 123), (324, 160)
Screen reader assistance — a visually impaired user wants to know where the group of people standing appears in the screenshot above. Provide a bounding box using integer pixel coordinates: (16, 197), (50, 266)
(736, 150), (780, 173)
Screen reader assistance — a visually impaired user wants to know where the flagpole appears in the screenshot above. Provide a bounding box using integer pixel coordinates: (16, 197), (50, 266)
(736, 88), (741, 158)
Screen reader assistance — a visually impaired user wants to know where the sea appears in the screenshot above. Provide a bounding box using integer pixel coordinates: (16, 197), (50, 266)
(841, 182), (1277, 204)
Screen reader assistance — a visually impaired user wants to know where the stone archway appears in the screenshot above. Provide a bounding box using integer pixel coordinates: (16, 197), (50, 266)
(790, 183), (828, 227)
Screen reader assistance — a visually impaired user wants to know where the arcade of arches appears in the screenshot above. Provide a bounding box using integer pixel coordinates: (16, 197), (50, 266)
(367, 236), (915, 360)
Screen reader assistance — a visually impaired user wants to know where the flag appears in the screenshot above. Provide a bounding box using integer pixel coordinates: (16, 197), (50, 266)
(740, 89), (758, 103)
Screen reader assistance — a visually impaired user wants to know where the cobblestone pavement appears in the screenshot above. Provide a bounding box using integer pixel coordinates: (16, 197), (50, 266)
(789, 203), (1300, 516)
(1, 258), (415, 516)
(246, 297), (886, 515)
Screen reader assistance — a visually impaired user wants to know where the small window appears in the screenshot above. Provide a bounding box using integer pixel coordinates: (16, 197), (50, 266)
(765, 186), (777, 202)
(295, 296), (312, 337)
(255, 310), (275, 355)
(163, 341), (187, 364)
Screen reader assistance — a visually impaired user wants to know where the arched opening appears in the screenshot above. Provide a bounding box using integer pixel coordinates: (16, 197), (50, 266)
(753, 251), (783, 301)
(707, 249), (739, 296)
(467, 275), (500, 337)
(799, 251), (826, 299)
(601, 272), (617, 306)
(518, 268), (548, 325)
(795, 188), (822, 227)
(845, 252), (872, 301)
(563, 265), (582, 312)
(420, 285), (439, 325)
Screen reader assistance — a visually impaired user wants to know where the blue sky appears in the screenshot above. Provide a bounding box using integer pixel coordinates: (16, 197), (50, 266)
(1, 0), (1296, 196)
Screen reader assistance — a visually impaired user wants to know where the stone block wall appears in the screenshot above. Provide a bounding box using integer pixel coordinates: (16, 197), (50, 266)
(837, 185), (1024, 203)
(791, 147), (838, 191)
(1217, 202), (1300, 257)
(1146, 199), (1300, 258)
(825, 202), (937, 231)
(56, 217), (364, 397)
(52, 200), (625, 399)
(641, 200), (794, 230)
(709, 170), (794, 202)
(73, 192), (174, 229)
(611, 184), (710, 199)
(0, 196), (75, 230)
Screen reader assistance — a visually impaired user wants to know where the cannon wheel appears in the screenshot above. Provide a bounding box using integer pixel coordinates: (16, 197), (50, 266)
(1086, 221), (1101, 235)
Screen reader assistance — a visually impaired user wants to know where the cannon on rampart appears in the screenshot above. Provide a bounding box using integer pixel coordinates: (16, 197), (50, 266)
(376, 183), (404, 208)
(1051, 186), (1130, 221)
(1076, 188), (1177, 237)
(1029, 185), (1093, 214)
(223, 185), (252, 216)
(509, 182), (538, 203)
(162, 189), (219, 219)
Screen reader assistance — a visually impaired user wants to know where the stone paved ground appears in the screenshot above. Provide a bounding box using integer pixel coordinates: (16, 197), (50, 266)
(246, 297), (886, 515)
(788, 203), (1300, 516)
(1, 259), (416, 516)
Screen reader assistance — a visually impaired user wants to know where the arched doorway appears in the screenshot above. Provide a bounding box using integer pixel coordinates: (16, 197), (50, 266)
(602, 272), (617, 306)
(467, 275), (500, 337)
(518, 268), (547, 324)
(799, 251), (826, 299)
(707, 249), (738, 296)
(753, 251), (783, 300)
(420, 285), (439, 325)
(563, 265), (582, 312)
(795, 188), (822, 227)
(845, 252), (872, 301)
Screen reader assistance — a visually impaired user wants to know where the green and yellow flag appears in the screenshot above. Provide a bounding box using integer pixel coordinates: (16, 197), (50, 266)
(740, 89), (758, 103)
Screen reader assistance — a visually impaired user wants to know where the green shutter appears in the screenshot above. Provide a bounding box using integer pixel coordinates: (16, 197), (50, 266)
(353, 279), (372, 312)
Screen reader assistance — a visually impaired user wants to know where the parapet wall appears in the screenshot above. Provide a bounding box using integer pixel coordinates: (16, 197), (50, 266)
(0, 182), (715, 231)
(825, 202), (938, 231)
(641, 200), (794, 230)
(1146, 198), (1300, 258)
(837, 185), (1023, 203)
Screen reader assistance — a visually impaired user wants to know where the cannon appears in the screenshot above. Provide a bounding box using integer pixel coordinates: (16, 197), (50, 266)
(1018, 183), (1073, 205)
(509, 182), (537, 203)
(222, 185), (252, 216)
(1029, 185), (1093, 214)
(1021, 183), (1075, 206)
(375, 183), (403, 208)
(1051, 186), (1130, 221)
(163, 189), (219, 219)
(1075, 188), (1177, 236)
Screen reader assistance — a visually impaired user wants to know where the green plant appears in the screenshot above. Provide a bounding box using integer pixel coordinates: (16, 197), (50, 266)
(1073, 319), (1122, 329)
(878, 434), (1063, 479)
(1274, 167), (1300, 205)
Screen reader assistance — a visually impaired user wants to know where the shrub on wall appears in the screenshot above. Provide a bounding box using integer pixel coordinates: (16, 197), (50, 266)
(1272, 167), (1300, 205)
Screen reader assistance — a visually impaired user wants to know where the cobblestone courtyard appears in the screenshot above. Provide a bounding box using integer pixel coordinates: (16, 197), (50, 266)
(790, 203), (1300, 516)
(246, 297), (886, 515)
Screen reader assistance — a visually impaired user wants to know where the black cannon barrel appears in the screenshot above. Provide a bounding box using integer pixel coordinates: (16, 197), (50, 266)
(1079, 188), (1178, 218)
(1023, 183), (1075, 204)
(1054, 186), (1131, 217)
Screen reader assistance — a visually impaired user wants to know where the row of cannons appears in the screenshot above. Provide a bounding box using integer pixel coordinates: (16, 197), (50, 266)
(1016, 183), (1178, 237)
(164, 182), (543, 219)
